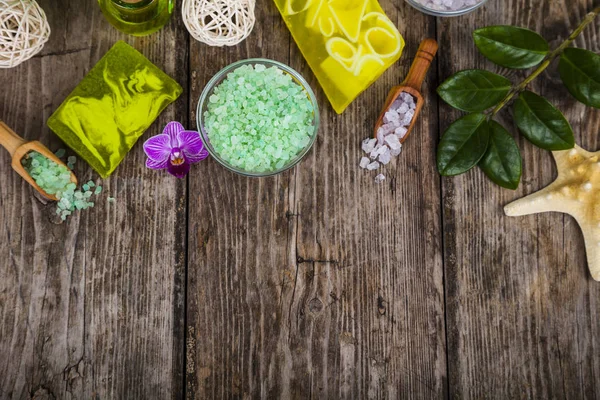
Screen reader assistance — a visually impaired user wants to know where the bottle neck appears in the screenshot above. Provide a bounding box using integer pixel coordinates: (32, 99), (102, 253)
(109, 0), (159, 22)
(112, 0), (154, 8)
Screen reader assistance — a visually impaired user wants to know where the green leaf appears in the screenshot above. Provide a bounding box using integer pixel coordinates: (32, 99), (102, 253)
(559, 47), (600, 109)
(473, 26), (549, 69)
(479, 121), (522, 190)
(437, 113), (490, 176)
(513, 91), (575, 151)
(437, 70), (512, 112)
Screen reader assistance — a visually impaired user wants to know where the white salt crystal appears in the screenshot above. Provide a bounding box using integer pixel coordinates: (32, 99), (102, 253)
(414, 0), (483, 11)
(377, 128), (386, 146)
(370, 144), (381, 159)
(376, 144), (389, 156)
(362, 138), (377, 153)
(384, 134), (401, 150)
(385, 110), (400, 123)
(395, 126), (408, 137)
(359, 157), (370, 169)
(379, 151), (392, 165)
(366, 161), (380, 171)
(382, 124), (396, 136)
(360, 92), (416, 180)
(390, 145), (402, 157)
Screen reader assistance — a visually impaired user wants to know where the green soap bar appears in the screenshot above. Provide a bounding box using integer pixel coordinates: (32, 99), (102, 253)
(47, 41), (183, 178)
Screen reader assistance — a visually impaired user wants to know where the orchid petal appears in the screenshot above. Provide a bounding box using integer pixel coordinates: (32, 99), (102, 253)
(177, 130), (208, 163)
(167, 159), (190, 178)
(163, 121), (185, 148)
(143, 134), (171, 162)
(146, 157), (168, 170)
(185, 148), (209, 163)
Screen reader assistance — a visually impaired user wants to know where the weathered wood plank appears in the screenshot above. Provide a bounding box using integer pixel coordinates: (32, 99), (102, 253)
(185, 3), (296, 398)
(0, 1), (188, 398)
(186, 1), (446, 398)
(440, 0), (600, 397)
(4, 0), (599, 398)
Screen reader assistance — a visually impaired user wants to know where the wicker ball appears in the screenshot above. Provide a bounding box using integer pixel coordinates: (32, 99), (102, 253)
(182, 0), (255, 47)
(0, 0), (50, 69)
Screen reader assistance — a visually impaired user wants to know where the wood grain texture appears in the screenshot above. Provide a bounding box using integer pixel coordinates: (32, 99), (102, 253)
(439, 0), (600, 397)
(0, 1), (188, 398)
(186, 1), (446, 398)
(2, 0), (600, 399)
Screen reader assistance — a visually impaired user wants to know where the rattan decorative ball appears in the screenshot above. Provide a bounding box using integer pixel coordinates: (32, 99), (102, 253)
(0, 0), (50, 69)
(182, 0), (255, 47)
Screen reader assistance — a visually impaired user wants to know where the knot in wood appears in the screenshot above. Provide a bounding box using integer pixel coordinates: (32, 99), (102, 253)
(307, 297), (324, 314)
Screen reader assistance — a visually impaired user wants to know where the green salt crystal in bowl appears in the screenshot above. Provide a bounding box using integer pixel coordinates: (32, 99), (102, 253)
(198, 59), (320, 177)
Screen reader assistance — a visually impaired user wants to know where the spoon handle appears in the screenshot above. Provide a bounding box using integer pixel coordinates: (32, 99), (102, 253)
(403, 38), (438, 92)
(0, 121), (26, 156)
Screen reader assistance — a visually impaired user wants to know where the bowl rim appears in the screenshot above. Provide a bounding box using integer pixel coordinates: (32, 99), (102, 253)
(197, 58), (320, 178)
(404, 0), (488, 16)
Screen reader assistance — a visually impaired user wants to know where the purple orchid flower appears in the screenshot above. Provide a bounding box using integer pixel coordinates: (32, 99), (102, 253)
(143, 122), (208, 178)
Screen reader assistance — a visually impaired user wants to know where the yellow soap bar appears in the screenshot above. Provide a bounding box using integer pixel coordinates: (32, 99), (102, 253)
(273, 0), (405, 114)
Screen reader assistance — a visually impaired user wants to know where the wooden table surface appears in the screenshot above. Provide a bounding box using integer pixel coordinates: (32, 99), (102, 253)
(1, 0), (600, 398)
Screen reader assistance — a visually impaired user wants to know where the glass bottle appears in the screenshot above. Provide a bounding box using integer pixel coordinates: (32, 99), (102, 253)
(98, 0), (175, 37)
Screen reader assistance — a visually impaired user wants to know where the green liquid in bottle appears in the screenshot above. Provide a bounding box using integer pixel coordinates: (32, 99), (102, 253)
(99, 0), (175, 36)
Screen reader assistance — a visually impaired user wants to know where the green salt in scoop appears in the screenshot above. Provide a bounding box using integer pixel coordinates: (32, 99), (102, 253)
(22, 151), (100, 221)
(47, 41), (182, 178)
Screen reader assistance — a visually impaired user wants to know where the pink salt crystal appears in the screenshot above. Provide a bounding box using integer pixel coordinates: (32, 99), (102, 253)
(358, 91), (416, 182)
(376, 129), (385, 146)
(384, 134), (401, 150)
(359, 157), (370, 169)
(395, 126), (408, 137)
(362, 138), (377, 153)
(384, 124), (396, 135)
(385, 110), (399, 122)
(376, 144), (389, 156)
(400, 92), (413, 103)
(366, 161), (380, 170)
(370, 144), (381, 159)
(379, 151), (392, 165)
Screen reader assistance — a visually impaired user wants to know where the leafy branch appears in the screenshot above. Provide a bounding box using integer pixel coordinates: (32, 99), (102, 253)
(436, 6), (600, 190)
(491, 6), (600, 117)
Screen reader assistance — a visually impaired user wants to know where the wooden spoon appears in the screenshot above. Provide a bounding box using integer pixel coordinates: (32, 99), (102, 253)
(374, 38), (438, 143)
(0, 121), (77, 201)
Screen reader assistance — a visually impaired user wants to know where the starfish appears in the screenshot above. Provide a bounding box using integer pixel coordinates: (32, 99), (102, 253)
(504, 145), (600, 281)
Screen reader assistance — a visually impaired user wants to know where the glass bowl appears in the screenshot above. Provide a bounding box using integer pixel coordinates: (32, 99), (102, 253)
(197, 58), (320, 177)
(405, 0), (489, 17)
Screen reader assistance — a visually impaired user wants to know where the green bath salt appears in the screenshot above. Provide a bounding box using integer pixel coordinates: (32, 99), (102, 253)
(22, 151), (99, 221)
(204, 64), (315, 173)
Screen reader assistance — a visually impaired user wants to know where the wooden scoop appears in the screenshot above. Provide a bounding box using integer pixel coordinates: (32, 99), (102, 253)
(0, 121), (77, 201)
(374, 38), (438, 143)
